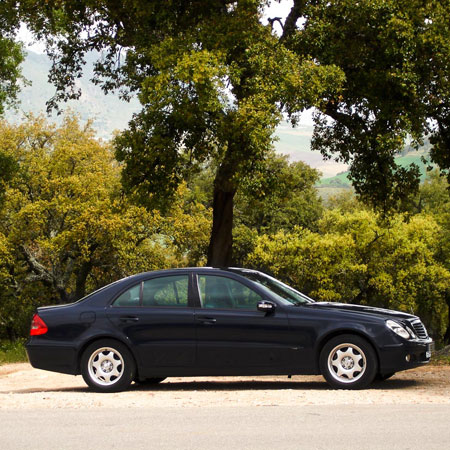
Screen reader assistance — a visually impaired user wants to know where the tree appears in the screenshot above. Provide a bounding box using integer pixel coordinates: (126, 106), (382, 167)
(0, 115), (171, 337)
(20, 0), (343, 266)
(291, 0), (450, 210)
(0, 0), (25, 204)
(18, 0), (450, 261)
(0, 1), (24, 116)
(178, 151), (323, 264)
(415, 171), (450, 343)
(233, 152), (323, 264)
(235, 153), (323, 233)
(249, 208), (450, 343)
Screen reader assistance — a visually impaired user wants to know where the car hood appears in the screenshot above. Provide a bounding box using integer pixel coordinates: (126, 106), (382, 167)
(304, 302), (416, 322)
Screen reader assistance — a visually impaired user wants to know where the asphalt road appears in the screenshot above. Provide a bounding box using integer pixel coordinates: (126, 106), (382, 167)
(1, 404), (448, 450)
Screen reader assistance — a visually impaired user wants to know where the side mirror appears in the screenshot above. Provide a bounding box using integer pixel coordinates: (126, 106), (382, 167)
(257, 300), (276, 314)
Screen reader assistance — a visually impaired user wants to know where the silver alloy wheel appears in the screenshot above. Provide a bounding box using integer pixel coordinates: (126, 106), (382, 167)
(87, 346), (124, 386)
(327, 343), (366, 384)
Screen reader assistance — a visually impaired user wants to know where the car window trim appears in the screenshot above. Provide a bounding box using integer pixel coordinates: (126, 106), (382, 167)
(194, 273), (264, 311)
(141, 274), (190, 308)
(110, 273), (195, 308)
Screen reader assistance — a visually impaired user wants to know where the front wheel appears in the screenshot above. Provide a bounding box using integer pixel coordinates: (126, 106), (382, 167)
(81, 339), (136, 392)
(320, 334), (378, 389)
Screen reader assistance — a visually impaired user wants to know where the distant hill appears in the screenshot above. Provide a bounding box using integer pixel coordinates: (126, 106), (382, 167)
(273, 122), (349, 178)
(5, 51), (140, 140)
(319, 147), (433, 188)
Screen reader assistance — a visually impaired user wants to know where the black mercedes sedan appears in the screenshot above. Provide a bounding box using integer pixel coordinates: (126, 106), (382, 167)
(26, 268), (433, 392)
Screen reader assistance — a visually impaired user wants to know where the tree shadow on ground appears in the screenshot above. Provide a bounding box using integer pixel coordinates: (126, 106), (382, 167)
(132, 377), (419, 392)
(2, 377), (420, 394)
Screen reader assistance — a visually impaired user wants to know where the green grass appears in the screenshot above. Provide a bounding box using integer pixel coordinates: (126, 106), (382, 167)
(318, 151), (434, 187)
(431, 345), (450, 366)
(430, 355), (450, 366)
(317, 172), (351, 187)
(0, 339), (28, 365)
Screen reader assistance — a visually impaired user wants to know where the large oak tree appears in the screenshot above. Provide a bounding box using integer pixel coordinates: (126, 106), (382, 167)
(18, 0), (343, 265)
(17, 0), (450, 264)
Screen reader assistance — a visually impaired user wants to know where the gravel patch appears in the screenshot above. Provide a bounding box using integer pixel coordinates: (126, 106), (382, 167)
(0, 363), (449, 409)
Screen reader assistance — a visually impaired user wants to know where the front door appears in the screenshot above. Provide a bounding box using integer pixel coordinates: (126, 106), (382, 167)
(194, 274), (296, 373)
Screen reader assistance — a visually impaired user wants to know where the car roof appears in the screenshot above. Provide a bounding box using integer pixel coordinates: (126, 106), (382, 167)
(131, 267), (264, 277)
(114, 267), (266, 285)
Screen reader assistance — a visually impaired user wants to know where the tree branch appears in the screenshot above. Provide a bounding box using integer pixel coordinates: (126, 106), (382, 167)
(324, 101), (368, 133)
(268, 17), (283, 31)
(281, 0), (307, 42)
(21, 245), (53, 286)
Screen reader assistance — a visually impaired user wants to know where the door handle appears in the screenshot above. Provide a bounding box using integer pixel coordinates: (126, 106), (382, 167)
(196, 316), (217, 324)
(119, 316), (139, 322)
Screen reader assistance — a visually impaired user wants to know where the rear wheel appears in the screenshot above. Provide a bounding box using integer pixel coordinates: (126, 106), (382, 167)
(320, 334), (378, 389)
(81, 339), (136, 392)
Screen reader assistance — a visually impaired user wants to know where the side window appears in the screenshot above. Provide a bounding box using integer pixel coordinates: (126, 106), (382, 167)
(112, 284), (141, 307)
(197, 275), (262, 310)
(142, 275), (189, 307)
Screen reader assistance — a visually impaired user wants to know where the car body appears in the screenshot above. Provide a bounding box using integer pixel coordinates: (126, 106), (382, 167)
(26, 267), (433, 391)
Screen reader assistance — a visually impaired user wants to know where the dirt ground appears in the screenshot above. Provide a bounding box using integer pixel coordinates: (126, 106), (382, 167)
(0, 363), (449, 409)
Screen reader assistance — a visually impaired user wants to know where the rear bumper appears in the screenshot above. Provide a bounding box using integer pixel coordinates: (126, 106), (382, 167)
(378, 338), (433, 375)
(26, 339), (79, 375)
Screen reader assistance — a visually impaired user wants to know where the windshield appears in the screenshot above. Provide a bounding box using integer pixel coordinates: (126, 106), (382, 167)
(233, 270), (314, 306)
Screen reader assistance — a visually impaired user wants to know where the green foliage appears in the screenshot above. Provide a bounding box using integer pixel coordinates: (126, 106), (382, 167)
(431, 354), (450, 366)
(293, 0), (450, 209)
(111, 7), (343, 216)
(249, 207), (450, 343)
(235, 154), (323, 233)
(232, 153), (324, 264)
(10, 0), (450, 264)
(0, 114), (210, 339)
(0, 1), (25, 115)
(0, 338), (27, 364)
(163, 183), (212, 267)
(415, 171), (450, 342)
(19, 0), (344, 265)
(183, 152), (324, 264)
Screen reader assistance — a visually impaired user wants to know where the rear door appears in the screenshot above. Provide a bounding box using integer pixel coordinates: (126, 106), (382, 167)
(106, 273), (196, 370)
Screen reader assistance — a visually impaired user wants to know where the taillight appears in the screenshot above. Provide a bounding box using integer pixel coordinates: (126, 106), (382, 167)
(30, 313), (48, 336)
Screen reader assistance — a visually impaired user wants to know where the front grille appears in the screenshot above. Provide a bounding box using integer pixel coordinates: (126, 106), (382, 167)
(411, 319), (428, 339)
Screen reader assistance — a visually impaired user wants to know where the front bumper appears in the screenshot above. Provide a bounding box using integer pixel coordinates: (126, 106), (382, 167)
(378, 338), (433, 375)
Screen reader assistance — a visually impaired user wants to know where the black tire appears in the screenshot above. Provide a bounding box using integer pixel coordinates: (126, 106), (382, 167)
(376, 372), (395, 381)
(136, 377), (166, 385)
(319, 334), (378, 389)
(81, 339), (136, 393)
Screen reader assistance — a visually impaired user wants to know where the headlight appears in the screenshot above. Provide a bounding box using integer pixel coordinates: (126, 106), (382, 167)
(406, 326), (417, 339)
(386, 320), (412, 340)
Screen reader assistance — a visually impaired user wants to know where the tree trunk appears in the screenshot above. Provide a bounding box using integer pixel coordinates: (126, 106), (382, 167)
(444, 291), (450, 345)
(75, 261), (93, 300)
(207, 184), (236, 267)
